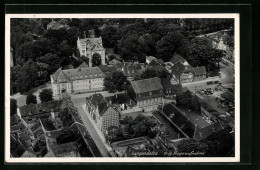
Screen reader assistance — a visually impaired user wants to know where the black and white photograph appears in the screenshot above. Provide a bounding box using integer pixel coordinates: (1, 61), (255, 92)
(5, 14), (240, 163)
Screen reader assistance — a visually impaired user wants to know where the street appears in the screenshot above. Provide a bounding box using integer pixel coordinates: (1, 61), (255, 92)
(183, 61), (234, 92)
(72, 97), (111, 157)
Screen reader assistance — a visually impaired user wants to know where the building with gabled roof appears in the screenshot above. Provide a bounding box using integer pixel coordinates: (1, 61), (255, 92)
(10, 135), (26, 157)
(86, 93), (120, 133)
(50, 67), (105, 95)
(169, 53), (189, 66)
(170, 54), (207, 84)
(77, 36), (105, 67)
(121, 62), (147, 81)
(128, 77), (164, 112)
(76, 62), (89, 69)
(108, 59), (123, 67)
(17, 100), (63, 120)
(162, 103), (222, 140)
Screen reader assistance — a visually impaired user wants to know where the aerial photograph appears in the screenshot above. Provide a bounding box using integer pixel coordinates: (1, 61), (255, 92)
(9, 17), (235, 158)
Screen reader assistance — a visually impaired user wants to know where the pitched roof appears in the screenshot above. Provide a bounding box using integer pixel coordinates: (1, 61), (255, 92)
(97, 101), (109, 117)
(169, 54), (187, 65)
(76, 62), (89, 69)
(30, 121), (41, 132)
(11, 115), (21, 126)
(220, 92), (234, 102)
(86, 93), (117, 117)
(86, 93), (105, 107)
(109, 59), (122, 65)
(131, 77), (163, 94)
(11, 135), (26, 157)
(78, 37), (102, 45)
(171, 62), (186, 78)
(122, 65), (145, 77)
(156, 59), (164, 65)
(163, 103), (222, 140)
(161, 78), (183, 94)
(189, 66), (207, 76)
(98, 65), (118, 76)
(18, 100), (63, 117)
(146, 56), (156, 62)
(50, 141), (78, 156)
(40, 119), (56, 131)
(51, 67), (105, 83)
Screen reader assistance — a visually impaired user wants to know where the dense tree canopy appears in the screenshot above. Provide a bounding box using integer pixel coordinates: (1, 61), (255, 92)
(178, 128), (234, 157)
(91, 53), (102, 67)
(100, 26), (119, 48)
(176, 90), (201, 113)
(26, 94), (37, 105)
(39, 89), (53, 103)
(36, 53), (62, 74)
(13, 60), (49, 93)
(104, 71), (127, 92)
(10, 18), (233, 94)
(140, 66), (172, 80)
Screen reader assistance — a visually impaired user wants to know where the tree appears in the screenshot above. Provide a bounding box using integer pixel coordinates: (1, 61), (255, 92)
(156, 31), (186, 62)
(94, 26), (101, 37)
(26, 94), (37, 105)
(100, 26), (119, 48)
(69, 18), (82, 27)
(202, 128), (234, 157)
(104, 77), (116, 92)
(118, 34), (146, 63)
(15, 60), (49, 93)
(177, 37), (223, 72)
(104, 71), (127, 92)
(92, 53), (102, 67)
(111, 71), (128, 91)
(57, 42), (73, 66)
(36, 53), (62, 74)
(39, 89), (53, 103)
(10, 99), (17, 116)
(176, 90), (201, 113)
(141, 66), (172, 79)
(108, 54), (116, 61)
(138, 33), (157, 56)
(16, 38), (55, 63)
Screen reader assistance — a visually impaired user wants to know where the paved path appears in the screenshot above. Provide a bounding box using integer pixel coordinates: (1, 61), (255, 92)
(72, 97), (110, 157)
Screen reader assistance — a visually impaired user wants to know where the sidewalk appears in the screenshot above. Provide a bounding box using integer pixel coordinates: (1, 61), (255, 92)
(82, 104), (117, 157)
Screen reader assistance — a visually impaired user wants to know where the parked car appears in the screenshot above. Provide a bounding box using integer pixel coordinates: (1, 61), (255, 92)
(214, 81), (219, 84)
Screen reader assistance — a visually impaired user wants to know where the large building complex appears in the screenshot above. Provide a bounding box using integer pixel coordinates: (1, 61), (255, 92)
(50, 67), (105, 95)
(77, 37), (106, 67)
